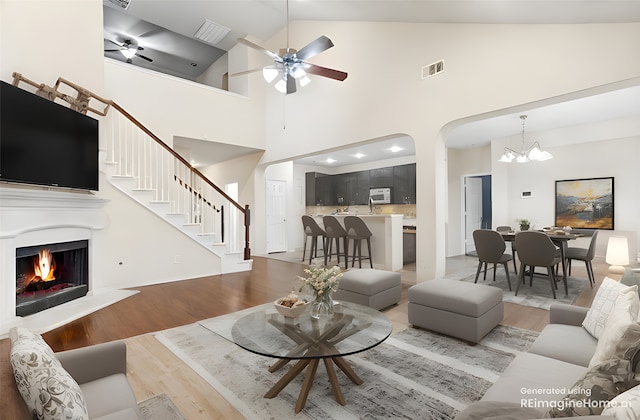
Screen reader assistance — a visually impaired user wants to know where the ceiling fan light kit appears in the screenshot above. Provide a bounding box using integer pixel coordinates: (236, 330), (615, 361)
(498, 115), (553, 163)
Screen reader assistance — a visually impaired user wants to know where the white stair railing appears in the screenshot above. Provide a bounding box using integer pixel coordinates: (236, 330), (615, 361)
(103, 102), (251, 258)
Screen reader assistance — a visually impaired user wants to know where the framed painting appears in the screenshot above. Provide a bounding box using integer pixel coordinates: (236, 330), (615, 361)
(555, 177), (614, 229)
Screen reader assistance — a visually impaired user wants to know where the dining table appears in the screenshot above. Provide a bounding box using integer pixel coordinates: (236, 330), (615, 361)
(499, 230), (582, 284)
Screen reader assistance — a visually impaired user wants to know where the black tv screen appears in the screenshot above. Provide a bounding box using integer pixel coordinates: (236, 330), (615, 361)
(0, 81), (99, 191)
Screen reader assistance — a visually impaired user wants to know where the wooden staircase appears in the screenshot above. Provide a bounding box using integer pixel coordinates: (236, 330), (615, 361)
(100, 102), (252, 274)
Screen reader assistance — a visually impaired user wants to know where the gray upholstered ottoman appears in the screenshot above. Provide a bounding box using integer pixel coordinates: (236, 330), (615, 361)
(333, 268), (401, 310)
(408, 279), (503, 343)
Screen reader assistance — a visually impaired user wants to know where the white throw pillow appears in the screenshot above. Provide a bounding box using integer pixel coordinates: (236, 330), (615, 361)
(589, 287), (640, 367)
(602, 383), (640, 419)
(9, 327), (89, 420)
(583, 277), (639, 339)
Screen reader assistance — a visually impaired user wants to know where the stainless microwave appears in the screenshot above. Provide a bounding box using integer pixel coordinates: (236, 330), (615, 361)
(369, 188), (391, 204)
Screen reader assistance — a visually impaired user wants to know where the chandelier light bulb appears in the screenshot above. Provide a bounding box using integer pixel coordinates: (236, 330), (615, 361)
(263, 67), (279, 83)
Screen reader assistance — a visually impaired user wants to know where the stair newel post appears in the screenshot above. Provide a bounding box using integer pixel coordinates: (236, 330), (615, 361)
(244, 205), (251, 260)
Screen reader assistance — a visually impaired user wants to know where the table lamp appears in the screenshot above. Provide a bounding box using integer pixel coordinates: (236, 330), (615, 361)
(606, 236), (629, 274)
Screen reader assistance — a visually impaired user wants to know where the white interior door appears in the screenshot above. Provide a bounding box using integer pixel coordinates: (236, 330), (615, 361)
(465, 176), (483, 254)
(266, 179), (287, 253)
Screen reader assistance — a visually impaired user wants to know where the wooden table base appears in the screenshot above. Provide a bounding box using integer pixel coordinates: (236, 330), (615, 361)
(264, 356), (363, 413)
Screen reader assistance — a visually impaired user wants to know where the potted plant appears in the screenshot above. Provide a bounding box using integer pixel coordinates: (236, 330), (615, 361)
(516, 218), (531, 231)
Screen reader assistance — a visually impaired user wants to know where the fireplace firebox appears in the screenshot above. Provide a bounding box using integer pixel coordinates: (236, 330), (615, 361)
(16, 240), (89, 317)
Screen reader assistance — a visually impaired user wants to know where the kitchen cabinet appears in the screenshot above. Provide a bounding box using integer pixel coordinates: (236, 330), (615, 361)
(369, 167), (393, 188)
(353, 171), (370, 205)
(403, 230), (416, 264)
(393, 163), (416, 204)
(305, 172), (334, 205)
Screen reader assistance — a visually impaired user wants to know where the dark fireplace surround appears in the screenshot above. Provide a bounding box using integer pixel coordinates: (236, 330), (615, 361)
(16, 240), (89, 317)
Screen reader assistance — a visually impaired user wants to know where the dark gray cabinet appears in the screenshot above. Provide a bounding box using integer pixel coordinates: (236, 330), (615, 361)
(305, 162), (414, 206)
(369, 167), (393, 188)
(393, 163), (416, 204)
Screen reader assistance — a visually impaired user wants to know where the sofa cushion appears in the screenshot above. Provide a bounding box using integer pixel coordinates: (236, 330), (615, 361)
(455, 401), (544, 419)
(79, 374), (139, 420)
(546, 358), (640, 417)
(601, 383), (640, 419)
(583, 278), (638, 339)
(529, 324), (597, 367)
(9, 327), (89, 420)
(481, 352), (587, 404)
(589, 290), (640, 368)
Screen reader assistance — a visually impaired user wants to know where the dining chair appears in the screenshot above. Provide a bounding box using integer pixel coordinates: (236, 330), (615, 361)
(472, 229), (513, 291)
(496, 226), (518, 275)
(301, 215), (326, 265)
(514, 231), (566, 299)
(344, 216), (373, 268)
(322, 215), (349, 269)
(565, 230), (599, 288)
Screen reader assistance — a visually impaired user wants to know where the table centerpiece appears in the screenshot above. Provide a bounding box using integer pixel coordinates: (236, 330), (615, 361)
(298, 265), (343, 319)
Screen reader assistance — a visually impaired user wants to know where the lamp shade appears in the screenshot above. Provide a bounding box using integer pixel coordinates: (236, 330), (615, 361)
(606, 236), (629, 274)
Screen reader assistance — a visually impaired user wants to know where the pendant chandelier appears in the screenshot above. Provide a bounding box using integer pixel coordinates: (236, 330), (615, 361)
(498, 115), (553, 163)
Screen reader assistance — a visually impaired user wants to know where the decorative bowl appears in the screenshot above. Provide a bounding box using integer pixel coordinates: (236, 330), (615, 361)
(274, 298), (310, 318)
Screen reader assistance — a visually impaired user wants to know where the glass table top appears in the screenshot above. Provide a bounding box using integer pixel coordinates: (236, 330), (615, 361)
(200, 301), (392, 360)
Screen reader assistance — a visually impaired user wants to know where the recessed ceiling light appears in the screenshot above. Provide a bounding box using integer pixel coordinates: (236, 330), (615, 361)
(354, 153), (367, 159)
(389, 146), (403, 153)
(326, 158), (336, 164)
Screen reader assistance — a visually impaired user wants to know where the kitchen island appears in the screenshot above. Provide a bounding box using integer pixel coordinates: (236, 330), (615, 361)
(310, 213), (404, 271)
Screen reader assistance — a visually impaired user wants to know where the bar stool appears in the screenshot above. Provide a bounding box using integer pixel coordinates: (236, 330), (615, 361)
(322, 215), (349, 269)
(301, 215), (326, 265)
(344, 216), (373, 268)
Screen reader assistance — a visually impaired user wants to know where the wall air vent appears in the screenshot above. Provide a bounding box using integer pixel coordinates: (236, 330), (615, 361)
(422, 60), (444, 79)
(194, 19), (231, 45)
(105, 0), (131, 10)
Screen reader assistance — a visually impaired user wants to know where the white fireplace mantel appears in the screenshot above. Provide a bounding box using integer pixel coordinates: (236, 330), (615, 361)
(0, 186), (118, 336)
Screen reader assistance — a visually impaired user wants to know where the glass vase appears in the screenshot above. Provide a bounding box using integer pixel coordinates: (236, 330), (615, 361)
(310, 292), (334, 319)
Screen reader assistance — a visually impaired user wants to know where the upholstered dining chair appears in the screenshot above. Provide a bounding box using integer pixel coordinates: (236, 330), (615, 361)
(322, 215), (349, 268)
(301, 215), (326, 265)
(472, 229), (513, 291)
(565, 230), (599, 288)
(496, 225), (518, 274)
(344, 216), (373, 268)
(515, 231), (566, 299)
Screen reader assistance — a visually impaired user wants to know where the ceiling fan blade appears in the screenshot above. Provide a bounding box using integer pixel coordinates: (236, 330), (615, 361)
(104, 49), (122, 52)
(295, 36), (334, 61)
(286, 76), (296, 95)
(135, 53), (153, 62)
(228, 68), (262, 77)
(237, 38), (280, 60)
(304, 63), (348, 81)
(107, 39), (124, 48)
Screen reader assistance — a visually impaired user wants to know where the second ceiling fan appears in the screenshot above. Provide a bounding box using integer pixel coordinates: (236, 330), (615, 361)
(233, 0), (347, 95)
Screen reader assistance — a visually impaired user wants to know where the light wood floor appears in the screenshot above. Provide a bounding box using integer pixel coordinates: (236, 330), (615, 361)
(1, 254), (611, 419)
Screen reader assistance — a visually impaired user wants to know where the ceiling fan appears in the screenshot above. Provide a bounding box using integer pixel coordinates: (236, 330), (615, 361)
(235, 36), (347, 95)
(104, 39), (153, 64)
(232, 0), (347, 95)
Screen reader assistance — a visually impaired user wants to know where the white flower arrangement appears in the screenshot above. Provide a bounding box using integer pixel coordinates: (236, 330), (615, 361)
(297, 265), (343, 297)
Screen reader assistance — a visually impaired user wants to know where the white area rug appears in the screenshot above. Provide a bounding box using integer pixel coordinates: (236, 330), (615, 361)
(155, 311), (538, 419)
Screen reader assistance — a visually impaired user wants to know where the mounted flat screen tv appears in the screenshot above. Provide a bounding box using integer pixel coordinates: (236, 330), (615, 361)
(0, 81), (99, 191)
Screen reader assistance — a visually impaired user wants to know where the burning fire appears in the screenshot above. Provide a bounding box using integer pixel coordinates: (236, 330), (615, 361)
(33, 249), (56, 282)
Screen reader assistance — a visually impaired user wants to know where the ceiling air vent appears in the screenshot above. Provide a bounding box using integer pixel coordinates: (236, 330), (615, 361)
(194, 19), (231, 45)
(105, 0), (131, 10)
(422, 60), (444, 79)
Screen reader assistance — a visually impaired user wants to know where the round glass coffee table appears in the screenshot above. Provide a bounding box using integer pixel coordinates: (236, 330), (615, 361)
(207, 300), (392, 413)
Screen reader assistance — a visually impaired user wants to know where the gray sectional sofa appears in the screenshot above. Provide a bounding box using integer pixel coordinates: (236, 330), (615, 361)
(456, 268), (640, 419)
(456, 303), (613, 419)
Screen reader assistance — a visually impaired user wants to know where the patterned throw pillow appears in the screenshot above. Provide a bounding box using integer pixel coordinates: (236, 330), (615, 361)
(546, 358), (640, 417)
(601, 384), (640, 419)
(583, 278), (638, 339)
(9, 327), (89, 420)
(589, 289), (640, 368)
